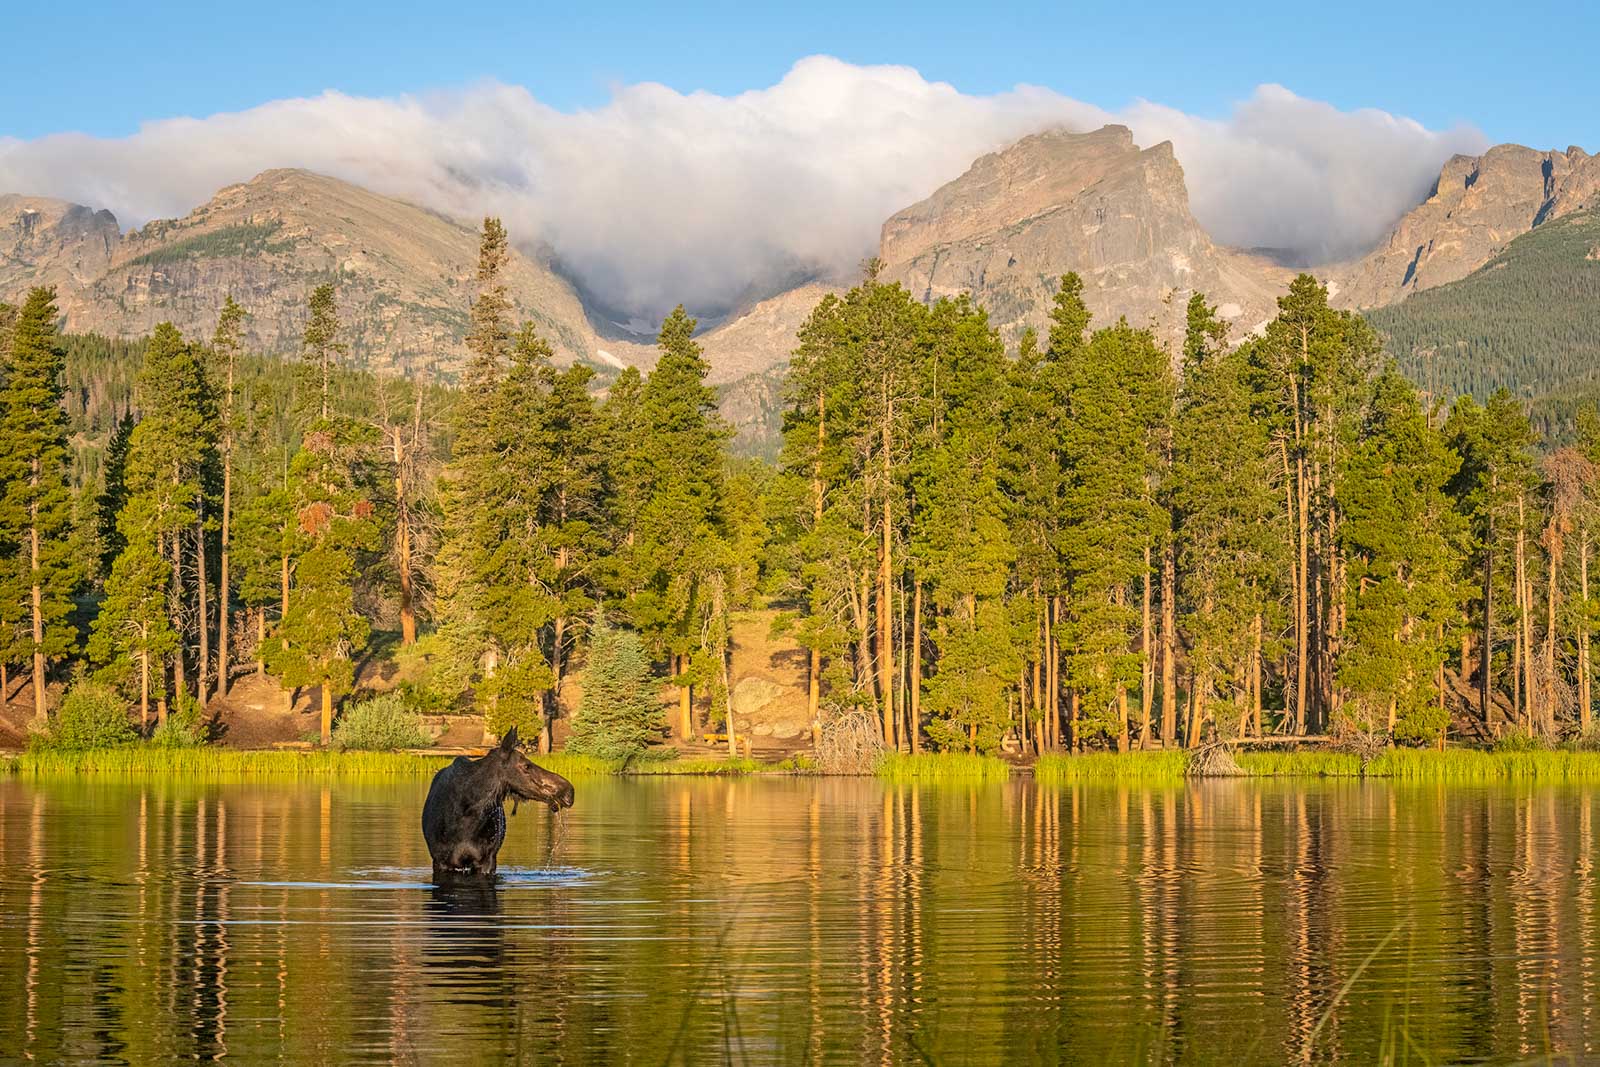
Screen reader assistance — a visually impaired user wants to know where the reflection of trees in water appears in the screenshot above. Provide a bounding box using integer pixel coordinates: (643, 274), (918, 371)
(12, 778), (1600, 1061)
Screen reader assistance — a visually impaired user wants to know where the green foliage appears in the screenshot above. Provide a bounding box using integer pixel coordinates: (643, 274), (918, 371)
(1337, 368), (1461, 741)
(29, 679), (136, 751)
(567, 616), (664, 759)
(149, 694), (207, 748)
(1057, 315), (1172, 742)
(0, 288), (82, 683)
(332, 693), (432, 751)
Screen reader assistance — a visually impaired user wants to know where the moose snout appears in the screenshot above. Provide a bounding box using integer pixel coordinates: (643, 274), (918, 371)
(549, 780), (576, 812)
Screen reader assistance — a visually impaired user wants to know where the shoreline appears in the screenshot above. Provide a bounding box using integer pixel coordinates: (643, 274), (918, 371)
(8, 746), (1600, 783)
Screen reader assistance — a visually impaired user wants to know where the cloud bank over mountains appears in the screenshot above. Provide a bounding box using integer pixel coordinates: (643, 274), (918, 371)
(0, 56), (1486, 321)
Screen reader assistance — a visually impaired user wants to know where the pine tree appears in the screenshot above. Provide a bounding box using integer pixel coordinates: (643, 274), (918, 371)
(0, 288), (81, 721)
(472, 323), (559, 743)
(299, 284), (345, 422)
(95, 411), (136, 575)
(626, 306), (731, 741)
(88, 495), (177, 728)
(1057, 317), (1173, 748)
(267, 293), (380, 743)
(211, 295), (246, 696)
(1446, 389), (1540, 731)
(1338, 368), (1461, 742)
(565, 612), (663, 759)
(121, 322), (213, 720)
(434, 218), (517, 726)
(1247, 274), (1380, 734)
(536, 362), (607, 741)
(776, 291), (869, 726)
(1172, 300), (1282, 744)
(915, 298), (1017, 752)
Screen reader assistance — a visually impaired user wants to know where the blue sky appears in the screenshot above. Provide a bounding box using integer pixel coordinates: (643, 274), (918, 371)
(4, 1), (1594, 149)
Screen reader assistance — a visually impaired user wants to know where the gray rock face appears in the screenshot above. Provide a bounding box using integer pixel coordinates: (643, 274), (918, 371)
(878, 126), (1292, 351)
(1333, 144), (1599, 308)
(0, 194), (120, 300)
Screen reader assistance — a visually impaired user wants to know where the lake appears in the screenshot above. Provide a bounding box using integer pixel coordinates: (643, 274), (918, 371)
(1, 773), (1596, 1064)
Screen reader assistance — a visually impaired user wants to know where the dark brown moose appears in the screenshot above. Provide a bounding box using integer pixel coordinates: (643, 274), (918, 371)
(421, 726), (575, 879)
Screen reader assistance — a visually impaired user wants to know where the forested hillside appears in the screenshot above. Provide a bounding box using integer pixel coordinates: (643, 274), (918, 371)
(1365, 209), (1600, 436)
(6, 216), (1600, 759)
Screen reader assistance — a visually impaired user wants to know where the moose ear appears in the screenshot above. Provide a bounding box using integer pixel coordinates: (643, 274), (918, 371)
(500, 726), (520, 751)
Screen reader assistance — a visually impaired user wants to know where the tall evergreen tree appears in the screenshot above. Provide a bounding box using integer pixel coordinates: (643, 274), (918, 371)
(1172, 298), (1282, 744)
(1057, 316), (1173, 748)
(267, 293), (379, 743)
(915, 298), (1017, 752)
(1446, 389), (1541, 731)
(626, 306), (731, 741)
(211, 295), (247, 696)
(121, 322), (213, 721)
(1339, 368), (1461, 742)
(0, 288), (81, 720)
(88, 495), (177, 727)
(566, 611), (664, 760)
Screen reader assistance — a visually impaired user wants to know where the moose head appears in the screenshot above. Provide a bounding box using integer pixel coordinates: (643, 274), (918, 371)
(485, 726), (575, 813)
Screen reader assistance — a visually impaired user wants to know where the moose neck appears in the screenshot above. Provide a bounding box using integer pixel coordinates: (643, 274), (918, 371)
(462, 757), (512, 819)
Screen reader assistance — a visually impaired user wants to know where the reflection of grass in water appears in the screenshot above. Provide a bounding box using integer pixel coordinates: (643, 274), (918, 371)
(875, 752), (1012, 781)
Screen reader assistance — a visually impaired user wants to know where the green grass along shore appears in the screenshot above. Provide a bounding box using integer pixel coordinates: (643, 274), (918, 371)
(11, 746), (1600, 784)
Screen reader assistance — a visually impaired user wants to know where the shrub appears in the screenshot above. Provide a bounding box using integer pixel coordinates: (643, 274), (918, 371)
(332, 693), (432, 751)
(149, 694), (207, 748)
(30, 680), (137, 751)
(566, 616), (663, 760)
(1493, 726), (1546, 753)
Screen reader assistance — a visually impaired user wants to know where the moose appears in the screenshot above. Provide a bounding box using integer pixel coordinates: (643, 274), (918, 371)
(421, 726), (575, 879)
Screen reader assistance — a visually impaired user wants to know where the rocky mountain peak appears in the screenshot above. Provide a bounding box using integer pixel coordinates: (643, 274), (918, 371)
(1334, 141), (1600, 308)
(878, 124), (1288, 352)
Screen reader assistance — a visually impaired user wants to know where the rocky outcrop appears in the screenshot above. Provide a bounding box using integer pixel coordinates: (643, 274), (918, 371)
(0, 194), (120, 301)
(878, 126), (1292, 350)
(1334, 144), (1599, 308)
(698, 282), (840, 385)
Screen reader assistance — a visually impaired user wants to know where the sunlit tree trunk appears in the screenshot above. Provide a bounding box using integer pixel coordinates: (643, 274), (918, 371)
(1583, 530), (1593, 733)
(1482, 497), (1495, 727)
(1161, 544), (1176, 747)
(139, 647), (150, 731)
(28, 472), (46, 723)
(676, 653), (692, 742)
(877, 408), (894, 746)
(1141, 544), (1153, 748)
(196, 514), (210, 706)
(910, 580), (923, 754)
(392, 426), (417, 647)
(320, 678), (333, 746)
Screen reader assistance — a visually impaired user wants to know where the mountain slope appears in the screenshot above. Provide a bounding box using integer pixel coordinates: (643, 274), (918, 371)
(2, 170), (608, 377)
(878, 125), (1292, 350)
(1364, 208), (1600, 427)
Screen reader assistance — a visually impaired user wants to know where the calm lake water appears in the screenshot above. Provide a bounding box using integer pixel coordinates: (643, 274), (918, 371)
(1, 774), (1598, 1064)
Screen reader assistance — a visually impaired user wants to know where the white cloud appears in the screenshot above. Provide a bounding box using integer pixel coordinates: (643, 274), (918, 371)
(0, 57), (1487, 319)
